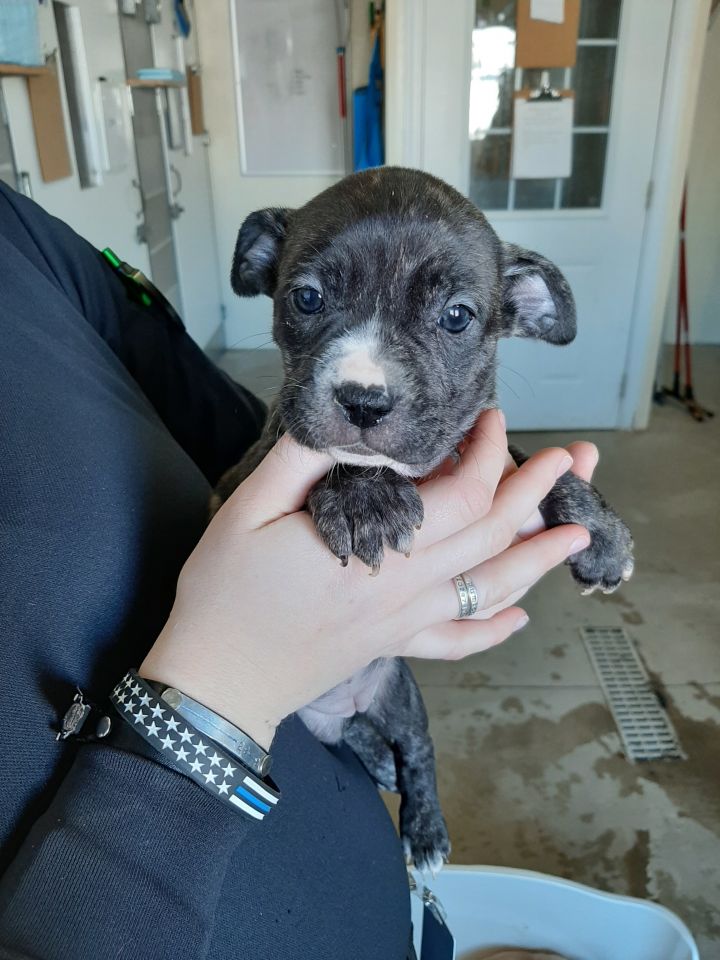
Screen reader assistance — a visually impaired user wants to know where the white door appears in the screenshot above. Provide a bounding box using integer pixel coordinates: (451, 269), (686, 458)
(400, 0), (673, 430)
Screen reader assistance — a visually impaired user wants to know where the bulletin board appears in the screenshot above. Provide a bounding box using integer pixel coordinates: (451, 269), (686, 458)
(515, 0), (581, 68)
(230, 0), (345, 176)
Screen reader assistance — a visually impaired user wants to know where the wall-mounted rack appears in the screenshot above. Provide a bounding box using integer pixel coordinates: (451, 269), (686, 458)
(0, 63), (51, 77)
(127, 77), (185, 89)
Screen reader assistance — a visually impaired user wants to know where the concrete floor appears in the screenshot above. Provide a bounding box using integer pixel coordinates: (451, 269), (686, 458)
(219, 346), (720, 956)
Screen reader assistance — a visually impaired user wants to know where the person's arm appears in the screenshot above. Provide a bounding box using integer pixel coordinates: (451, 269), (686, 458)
(0, 413), (592, 960)
(0, 183), (265, 485)
(0, 745), (253, 960)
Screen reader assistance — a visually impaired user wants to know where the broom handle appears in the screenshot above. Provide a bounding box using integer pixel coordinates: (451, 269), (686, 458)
(678, 185), (693, 391)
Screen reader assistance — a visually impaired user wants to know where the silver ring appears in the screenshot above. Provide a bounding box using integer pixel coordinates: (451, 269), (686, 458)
(452, 572), (479, 619)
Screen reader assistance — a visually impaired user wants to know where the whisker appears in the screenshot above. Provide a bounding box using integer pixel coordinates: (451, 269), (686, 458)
(498, 362), (535, 399)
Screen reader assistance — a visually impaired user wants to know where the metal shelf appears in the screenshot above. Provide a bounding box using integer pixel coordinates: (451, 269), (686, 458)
(0, 63), (51, 78)
(127, 78), (185, 89)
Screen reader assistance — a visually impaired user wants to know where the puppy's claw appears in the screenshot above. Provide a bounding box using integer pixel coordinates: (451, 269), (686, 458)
(309, 465), (423, 568)
(401, 817), (450, 875)
(415, 524), (422, 531)
(415, 851), (448, 878)
(405, 552), (411, 559)
(340, 556), (349, 568)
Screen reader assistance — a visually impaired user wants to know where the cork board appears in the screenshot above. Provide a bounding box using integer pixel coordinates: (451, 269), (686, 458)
(186, 66), (205, 135)
(27, 57), (72, 182)
(515, 0), (581, 68)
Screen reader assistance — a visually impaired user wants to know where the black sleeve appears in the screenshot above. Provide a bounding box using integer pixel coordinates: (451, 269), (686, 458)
(0, 182), (266, 485)
(0, 184), (410, 960)
(0, 746), (253, 960)
(0, 722), (411, 960)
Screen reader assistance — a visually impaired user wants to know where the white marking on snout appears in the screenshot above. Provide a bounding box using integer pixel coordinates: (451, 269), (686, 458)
(335, 332), (387, 389)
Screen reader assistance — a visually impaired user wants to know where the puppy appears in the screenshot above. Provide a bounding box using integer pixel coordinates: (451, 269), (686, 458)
(213, 167), (634, 871)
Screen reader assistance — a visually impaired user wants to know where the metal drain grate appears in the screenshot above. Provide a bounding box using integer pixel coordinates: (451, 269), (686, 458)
(581, 626), (686, 762)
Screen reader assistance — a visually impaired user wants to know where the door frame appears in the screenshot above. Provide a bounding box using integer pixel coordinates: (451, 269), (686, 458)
(385, 0), (712, 429)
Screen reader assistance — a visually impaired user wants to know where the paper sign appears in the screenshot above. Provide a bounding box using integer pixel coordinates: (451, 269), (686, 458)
(530, 0), (565, 23)
(511, 97), (574, 179)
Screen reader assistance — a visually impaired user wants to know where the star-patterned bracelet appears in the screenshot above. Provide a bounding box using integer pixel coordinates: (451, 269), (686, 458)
(109, 670), (280, 821)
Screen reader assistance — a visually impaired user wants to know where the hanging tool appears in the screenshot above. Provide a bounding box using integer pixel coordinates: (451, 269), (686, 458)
(654, 184), (713, 422)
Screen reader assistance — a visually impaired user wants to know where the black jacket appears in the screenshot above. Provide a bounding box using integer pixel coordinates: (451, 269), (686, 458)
(0, 183), (409, 960)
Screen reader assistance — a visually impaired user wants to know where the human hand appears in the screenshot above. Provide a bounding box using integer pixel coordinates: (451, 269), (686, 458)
(139, 410), (590, 748)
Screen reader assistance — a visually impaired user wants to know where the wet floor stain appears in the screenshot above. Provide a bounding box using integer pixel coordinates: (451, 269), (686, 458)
(602, 592), (635, 610)
(642, 668), (720, 835)
(465, 702), (615, 781)
(621, 610), (644, 625)
(622, 828), (650, 898)
(500, 696), (524, 714)
(427, 685), (720, 954)
(654, 869), (720, 944)
(691, 682), (720, 712)
(592, 754), (645, 799)
(459, 671), (492, 688)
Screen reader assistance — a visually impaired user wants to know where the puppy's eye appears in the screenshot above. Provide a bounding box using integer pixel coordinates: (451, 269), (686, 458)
(438, 304), (474, 333)
(292, 287), (324, 315)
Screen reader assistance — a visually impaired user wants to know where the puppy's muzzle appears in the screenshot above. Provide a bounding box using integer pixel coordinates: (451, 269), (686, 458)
(334, 382), (393, 429)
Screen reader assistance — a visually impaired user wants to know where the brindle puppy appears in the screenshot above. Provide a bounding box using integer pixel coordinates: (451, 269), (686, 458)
(212, 168), (633, 871)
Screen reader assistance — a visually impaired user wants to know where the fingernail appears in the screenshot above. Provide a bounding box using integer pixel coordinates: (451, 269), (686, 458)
(568, 535), (591, 556)
(556, 455), (573, 478)
(513, 613), (529, 633)
(497, 409), (506, 431)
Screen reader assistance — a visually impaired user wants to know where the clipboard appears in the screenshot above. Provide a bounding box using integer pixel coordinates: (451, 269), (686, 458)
(511, 78), (574, 180)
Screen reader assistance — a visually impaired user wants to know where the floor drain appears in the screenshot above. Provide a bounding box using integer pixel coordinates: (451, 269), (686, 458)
(580, 626), (686, 762)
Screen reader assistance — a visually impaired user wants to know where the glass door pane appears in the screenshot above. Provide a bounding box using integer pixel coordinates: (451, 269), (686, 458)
(468, 0), (622, 211)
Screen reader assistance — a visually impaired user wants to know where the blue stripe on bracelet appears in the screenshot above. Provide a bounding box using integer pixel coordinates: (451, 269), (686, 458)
(234, 784), (271, 813)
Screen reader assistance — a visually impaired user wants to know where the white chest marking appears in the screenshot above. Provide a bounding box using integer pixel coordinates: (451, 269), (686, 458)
(327, 446), (426, 478)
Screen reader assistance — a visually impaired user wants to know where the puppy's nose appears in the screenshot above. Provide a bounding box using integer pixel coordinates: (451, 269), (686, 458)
(334, 383), (393, 429)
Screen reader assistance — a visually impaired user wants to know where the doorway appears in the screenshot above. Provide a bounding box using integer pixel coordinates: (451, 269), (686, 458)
(388, 0), (677, 430)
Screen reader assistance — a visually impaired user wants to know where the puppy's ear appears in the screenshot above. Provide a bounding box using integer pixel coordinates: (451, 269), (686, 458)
(501, 242), (576, 344)
(231, 208), (292, 297)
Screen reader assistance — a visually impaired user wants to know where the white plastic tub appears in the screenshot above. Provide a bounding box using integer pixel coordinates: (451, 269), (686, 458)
(411, 866), (699, 960)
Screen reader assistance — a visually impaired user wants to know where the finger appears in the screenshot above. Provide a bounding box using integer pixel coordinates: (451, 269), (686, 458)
(500, 442), (597, 541)
(514, 508), (545, 541)
(403, 606), (529, 660)
(501, 450), (519, 482)
(425, 447), (573, 581)
(415, 409), (507, 548)
(427, 524), (589, 623)
(225, 435), (334, 530)
(503, 441), (597, 486)
(565, 441), (598, 483)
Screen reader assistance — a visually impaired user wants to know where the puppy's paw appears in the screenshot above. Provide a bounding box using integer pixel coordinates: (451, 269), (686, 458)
(307, 467), (424, 570)
(568, 510), (635, 595)
(401, 802), (451, 875)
